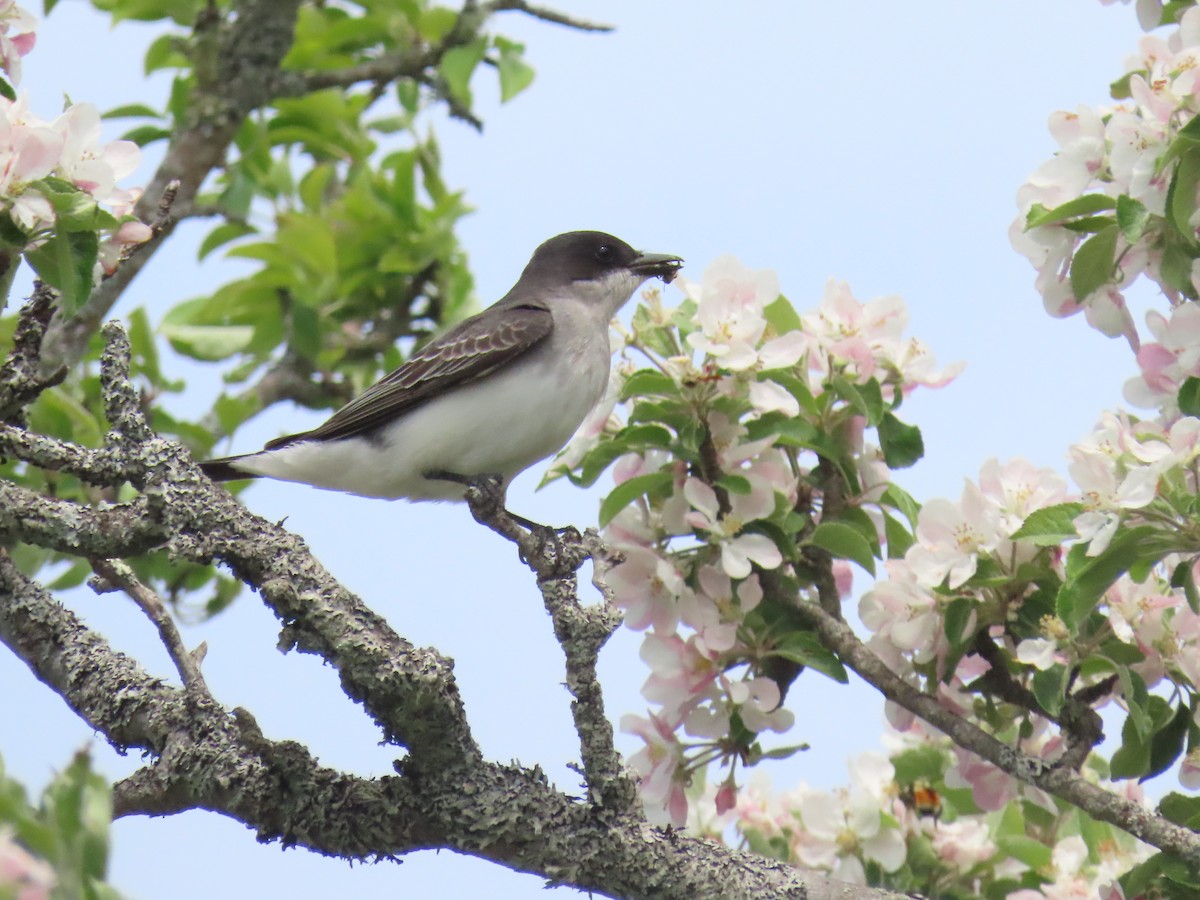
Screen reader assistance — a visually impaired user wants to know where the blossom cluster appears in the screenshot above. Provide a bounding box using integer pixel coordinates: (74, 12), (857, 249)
(565, 250), (1195, 894)
(553, 255), (960, 828)
(0, 3), (148, 281)
(693, 738), (1148, 895)
(1012, 5), (1200, 409)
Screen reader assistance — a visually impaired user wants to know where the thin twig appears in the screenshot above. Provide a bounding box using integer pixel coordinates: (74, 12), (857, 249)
(486, 0), (613, 32)
(90, 558), (210, 696)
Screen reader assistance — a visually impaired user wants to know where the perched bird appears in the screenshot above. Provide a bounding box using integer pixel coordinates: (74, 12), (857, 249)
(200, 231), (682, 502)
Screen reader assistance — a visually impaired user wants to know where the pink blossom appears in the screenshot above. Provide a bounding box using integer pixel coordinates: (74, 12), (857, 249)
(52, 103), (139, 201)
(930, 818), (997, 872)
(726, 676), (793, 734)
(1016, 637), (1061, 671)
(794, 786), (907, 883)
(622, 712), (689, 827)
(906, 481), (1001, 589)
(860, 560), (943, 666)
(0, 1), (36, 85)
(640, 632), (720, 718)
(0, 830), (54, 900)
(607, 545), (687, 633)
(978, 457), (1069, 537)
(1126, 302), (1200, 408)
(683, 477), (783, 579)
(681, 255), (780, 370)
(944, 746), (1017, 811)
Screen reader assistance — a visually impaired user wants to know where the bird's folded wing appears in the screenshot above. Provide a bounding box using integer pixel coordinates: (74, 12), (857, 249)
(264, 304), (554, 449)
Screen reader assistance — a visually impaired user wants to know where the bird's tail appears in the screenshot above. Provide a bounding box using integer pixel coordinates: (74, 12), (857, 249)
(199, 455), (261, 483)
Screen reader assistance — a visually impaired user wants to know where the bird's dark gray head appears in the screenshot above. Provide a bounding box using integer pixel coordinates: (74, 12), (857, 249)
(519, 231), (683, 287)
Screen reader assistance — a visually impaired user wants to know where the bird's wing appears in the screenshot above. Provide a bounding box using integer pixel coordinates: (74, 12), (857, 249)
(264, 303), (554, 449)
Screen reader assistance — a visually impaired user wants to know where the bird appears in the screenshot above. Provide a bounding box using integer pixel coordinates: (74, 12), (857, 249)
(199, 231), (683, 503)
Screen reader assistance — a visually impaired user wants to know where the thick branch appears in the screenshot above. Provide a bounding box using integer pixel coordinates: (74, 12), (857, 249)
(0, 484), (166, 557)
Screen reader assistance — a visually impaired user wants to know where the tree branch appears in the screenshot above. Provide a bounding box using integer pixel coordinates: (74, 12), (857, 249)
(0, 286), (66, 422)
(90, 558), (210, 696)
(763, 570), (1200, 866)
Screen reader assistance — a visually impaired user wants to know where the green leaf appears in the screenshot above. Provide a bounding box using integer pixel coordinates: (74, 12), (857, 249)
(1025, 193), (1117, 229)
(1169, 149), (1200, 245)
(718, 474), (752, 495)
(598, 470), (674, 527)
(494, 37), (536, 102)
(197, 221), (256, 260)
(882, 510), (913, 558)
(771, 632), (848, 683)
(1117, 194), (1152, 243)
(1119, 666), (1152, 739)
(439, 37), (488, 108)
(160, 323), (255, 361)
(1159, 792), (1200, 828)
(1111, 719), (1151, 779)
(1110, 71), (1135, 101)
(620, 368), (677, 400)
(1010, 502), (1084, 545)
(143, 33), (187, 73)
(289, 302), (322, 360)
(120, 124), (171, 147)
(1032, 665), (1069, 716)
(749, 742), (810, 762)
(890, 745), (949, 785)
(1069, 224), (1118, 300)
(808, 521), (876, 576)
(1180, 376), (1200, 417)
(1057, 526), (1165, 629)
(26, 231), (99, 313)
(882, 483), (921, 527)
(763, 294), (802, 334)
(942, 596), (976, 647)
(1161, 240), (1199, 299)
(1172, 559), (1200, 614)
(1146, 701), (1193, 781)
(102, 102), (161, 119)
(877, 412), (924, 468)
(1060, 214), (1119, 234)
(995, 835), (1052, 870)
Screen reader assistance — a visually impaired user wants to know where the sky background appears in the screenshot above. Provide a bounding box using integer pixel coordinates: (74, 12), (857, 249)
(0, 1), (1162, 897)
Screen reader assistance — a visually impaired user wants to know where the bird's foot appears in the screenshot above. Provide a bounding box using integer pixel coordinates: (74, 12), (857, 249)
(521, 523), (587, 578)
(426, 469), (586, 576)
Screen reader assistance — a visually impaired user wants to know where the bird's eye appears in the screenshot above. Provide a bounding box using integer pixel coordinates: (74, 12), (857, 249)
(594, 245), (614, 263)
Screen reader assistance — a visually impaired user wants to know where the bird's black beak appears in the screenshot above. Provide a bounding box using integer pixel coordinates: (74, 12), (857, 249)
(630, 250), (684, 284)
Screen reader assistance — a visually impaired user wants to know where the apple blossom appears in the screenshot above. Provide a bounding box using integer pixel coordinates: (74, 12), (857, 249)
(0, 829), (54, 900)
(682, 476), (783, 579)
(0, 1), (35, 86)
(622, 711), (689, 827)
(929, 817), (997, 873)
(681, 254), (784, 371)
(905, 482), (1001, 589)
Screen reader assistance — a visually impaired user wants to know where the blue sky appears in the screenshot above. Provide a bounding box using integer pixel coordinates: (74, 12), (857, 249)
(3, 2), (1151, 897)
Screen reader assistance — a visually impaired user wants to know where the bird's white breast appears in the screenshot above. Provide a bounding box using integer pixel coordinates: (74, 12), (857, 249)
(236, 290), (618, 501)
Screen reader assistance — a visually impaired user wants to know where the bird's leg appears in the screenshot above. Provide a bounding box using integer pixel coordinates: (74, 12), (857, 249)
(426, 469), (584, 574)
(424, 468), (546, 529)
